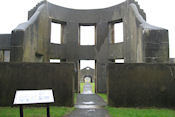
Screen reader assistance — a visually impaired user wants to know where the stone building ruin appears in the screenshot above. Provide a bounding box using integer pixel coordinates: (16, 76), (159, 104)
(0, 0), (169, 93)
(80, 67), (95, 83)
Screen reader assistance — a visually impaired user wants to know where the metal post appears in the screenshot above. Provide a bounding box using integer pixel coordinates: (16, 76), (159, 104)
(20, 105), (23, 117)
(46, 104), (50, 117)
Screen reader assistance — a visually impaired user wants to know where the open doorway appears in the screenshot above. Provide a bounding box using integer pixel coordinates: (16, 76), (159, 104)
(79, 60), (96, 94)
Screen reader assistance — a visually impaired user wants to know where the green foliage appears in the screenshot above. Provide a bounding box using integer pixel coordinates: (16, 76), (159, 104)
(0, 106), (74, 117)
(106, 107), (175, 117)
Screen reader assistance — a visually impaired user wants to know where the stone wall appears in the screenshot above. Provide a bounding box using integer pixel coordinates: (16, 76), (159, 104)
(79, 67), (95, 82)
(108, 63), (175, 108)
(0, 63), (75, 107)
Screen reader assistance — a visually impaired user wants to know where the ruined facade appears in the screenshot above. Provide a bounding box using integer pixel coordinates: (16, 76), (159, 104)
(80, 67), (95, 83)
(0, 0), (169, 93)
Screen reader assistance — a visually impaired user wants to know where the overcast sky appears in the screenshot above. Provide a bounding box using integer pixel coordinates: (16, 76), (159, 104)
(0, 0), (174, 67)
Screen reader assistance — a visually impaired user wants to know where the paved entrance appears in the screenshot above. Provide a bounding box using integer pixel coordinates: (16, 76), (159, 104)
(65, 83), (110, 117)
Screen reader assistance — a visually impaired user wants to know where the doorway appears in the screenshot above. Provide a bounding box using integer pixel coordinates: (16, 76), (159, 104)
(79, 60), (96, 94)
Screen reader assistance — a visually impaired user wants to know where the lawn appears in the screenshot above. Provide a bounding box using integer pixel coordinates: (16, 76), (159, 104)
(97, 93), (107, 102)
(0, 106), (74, 117)
(97, 93), (175, 117)
(80, 82), (95, 93)
(107, 107), (175, 117)
(1, 106), (175, 117)
(74, 93), (77, 104)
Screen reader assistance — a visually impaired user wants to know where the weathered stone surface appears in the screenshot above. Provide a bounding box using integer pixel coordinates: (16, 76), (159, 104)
(0, 63), (75, 106)
(108, 63), (175, 108)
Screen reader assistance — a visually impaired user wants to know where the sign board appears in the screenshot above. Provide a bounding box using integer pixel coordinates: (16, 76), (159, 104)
(13, 89), (54, 105)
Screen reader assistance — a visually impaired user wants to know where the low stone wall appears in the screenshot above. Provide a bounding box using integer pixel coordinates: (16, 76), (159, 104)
(0, 63), (75, 107)
(108, 63), (175, 108)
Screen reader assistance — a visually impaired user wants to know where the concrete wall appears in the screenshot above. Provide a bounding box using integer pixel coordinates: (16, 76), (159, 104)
(1, 0), (169, 93)
(0, 34), (11, 62)
(125, 3), (169, 63)
(108, 63), (175, 108)
(11, 1), (50, 62)
(47, 0), (168, 92)
(169, 58), (175, 63)
(0, 34), (11, 50)
(0, 63), (75, 107)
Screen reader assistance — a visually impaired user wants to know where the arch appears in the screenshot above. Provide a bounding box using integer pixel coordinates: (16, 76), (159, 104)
(83, 75), (93, 83)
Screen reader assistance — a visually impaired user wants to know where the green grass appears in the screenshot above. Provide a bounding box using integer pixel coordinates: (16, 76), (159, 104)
(106, 107), (175, 117)
(80, 82), (95, 93)
(80, 82), (85, 93)
(91, 83), (95, 93)
(0, 106), (74, 117)
(97, 93), (175, 117)
(97, 93), (107, 102)
(74, 93), (77, 104)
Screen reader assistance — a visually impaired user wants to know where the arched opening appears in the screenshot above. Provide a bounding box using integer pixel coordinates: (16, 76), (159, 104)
(84, 75), (93, 83)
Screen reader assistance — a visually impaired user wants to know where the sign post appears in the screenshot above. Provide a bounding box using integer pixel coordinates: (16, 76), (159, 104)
(20, 105), (23, 117)
(13, 89), (54, 117)
(47, 104), (50, 117)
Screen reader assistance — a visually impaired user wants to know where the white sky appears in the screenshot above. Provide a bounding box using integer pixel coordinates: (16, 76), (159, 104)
(50, 59), (60, 63)
(51, 23), (61, 44)
(80, 60), (95, 69)
(114, 23), (123, 43)
(80, 26), (95, 45)
(0, 0), (175, 68)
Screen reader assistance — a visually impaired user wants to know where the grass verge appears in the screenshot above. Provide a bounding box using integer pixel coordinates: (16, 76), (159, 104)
(80, 82), (85, 93)
(97, 93), (175, 117)
(97, 93), (107, 102)
(0, 106), (74, 117)
(91, 83), (95, 93)
(74, 93), (77, 104)
(106, 107), (175, 117)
